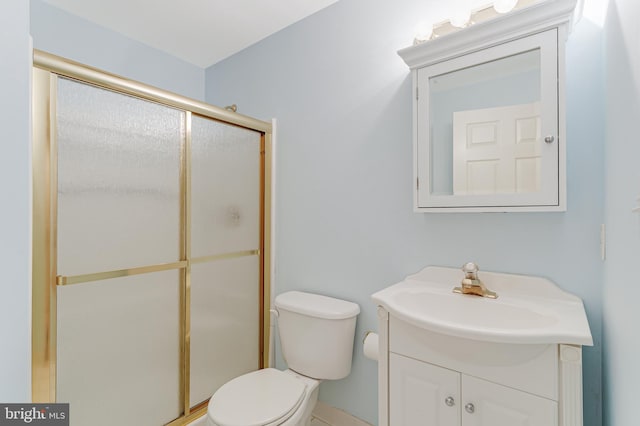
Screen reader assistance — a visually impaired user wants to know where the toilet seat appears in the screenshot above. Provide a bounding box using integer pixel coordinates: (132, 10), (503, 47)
(207, 368), (306, 426)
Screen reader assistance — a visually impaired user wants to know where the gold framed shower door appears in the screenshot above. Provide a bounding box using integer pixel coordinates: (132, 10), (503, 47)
(31, 50), (273, 425)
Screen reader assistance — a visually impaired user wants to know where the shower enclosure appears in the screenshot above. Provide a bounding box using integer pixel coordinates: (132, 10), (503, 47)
(31, 50), (272, 425)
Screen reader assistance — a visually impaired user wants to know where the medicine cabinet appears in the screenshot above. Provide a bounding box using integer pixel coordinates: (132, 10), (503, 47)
(398, 0), (579, 212)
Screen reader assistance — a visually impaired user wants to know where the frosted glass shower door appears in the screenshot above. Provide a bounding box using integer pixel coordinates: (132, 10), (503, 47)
(57, 78), (183, 276)
(57, 272), (181, 426)
(56, 78), (183, 425)
(189, 116), (262, 406)
(33, 52), (272, 426)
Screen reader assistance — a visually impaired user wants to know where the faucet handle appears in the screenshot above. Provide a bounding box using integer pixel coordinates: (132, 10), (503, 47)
(462, 262), (479, 276)
(455, 262), (497, 299)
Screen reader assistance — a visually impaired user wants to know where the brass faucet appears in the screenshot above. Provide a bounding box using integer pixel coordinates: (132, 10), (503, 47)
(453, 262), (498, 299)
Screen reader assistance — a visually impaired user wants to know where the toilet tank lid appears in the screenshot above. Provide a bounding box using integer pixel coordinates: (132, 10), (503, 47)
(275, 291), (360, 320)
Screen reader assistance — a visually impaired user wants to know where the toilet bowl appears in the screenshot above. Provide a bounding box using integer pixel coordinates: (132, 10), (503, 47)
(206, 291), (360, 426)
(206, 369), (319, 426)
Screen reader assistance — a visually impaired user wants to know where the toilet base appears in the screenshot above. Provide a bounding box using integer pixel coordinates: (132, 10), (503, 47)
(279, 370), (320, 426)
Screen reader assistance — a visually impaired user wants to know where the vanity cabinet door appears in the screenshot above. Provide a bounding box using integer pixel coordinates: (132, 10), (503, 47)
(389, 353), (460, 426)
(461, 375), (557, 426)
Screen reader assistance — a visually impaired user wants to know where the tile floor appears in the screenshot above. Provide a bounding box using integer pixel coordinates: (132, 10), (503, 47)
(189, 414), (334, 426)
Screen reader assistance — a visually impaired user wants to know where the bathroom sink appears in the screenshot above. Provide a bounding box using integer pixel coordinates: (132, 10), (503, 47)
(372, 266), (593, 345)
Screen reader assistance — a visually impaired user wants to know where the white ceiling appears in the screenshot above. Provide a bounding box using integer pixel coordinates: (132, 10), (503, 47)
(43, 0), (340, 68)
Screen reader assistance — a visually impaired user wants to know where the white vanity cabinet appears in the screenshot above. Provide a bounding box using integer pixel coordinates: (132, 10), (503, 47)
(389, 353), (460, 425)
(372, 266), (592, 426)
(377, 312), (586, 426)
(390, 353), (557, 426)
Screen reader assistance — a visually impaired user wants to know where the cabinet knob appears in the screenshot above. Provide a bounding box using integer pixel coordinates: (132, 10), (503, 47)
(445, 396), (455, 407)
(465, 403), (475, 414)
(544, 135), (555, 144)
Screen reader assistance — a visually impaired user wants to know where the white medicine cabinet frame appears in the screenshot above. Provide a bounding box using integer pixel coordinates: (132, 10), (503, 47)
(398, 0), (580, 212)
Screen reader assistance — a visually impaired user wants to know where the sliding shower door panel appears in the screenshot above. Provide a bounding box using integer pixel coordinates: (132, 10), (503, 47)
(189, 256), (260, 406)
(55, 78), (185, 425)
(57, 271), (181, 426)
(189, 116), (262, 407)
(56, 78), (183, 277)
(191, 115), (261, 258)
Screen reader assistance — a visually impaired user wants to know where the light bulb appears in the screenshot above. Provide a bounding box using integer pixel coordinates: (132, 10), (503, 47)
(450, 1), (472, 28)
(413, 21), (434, 44)
(493, 0), (518, 14)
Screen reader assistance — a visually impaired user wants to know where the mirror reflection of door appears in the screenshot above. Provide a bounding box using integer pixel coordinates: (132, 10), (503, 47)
(427, 48), (541, 197)
(453, 102), (541, 195)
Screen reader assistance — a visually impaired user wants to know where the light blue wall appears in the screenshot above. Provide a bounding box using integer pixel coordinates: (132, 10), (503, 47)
(206, 1), (604, 424)
(0, 0), (32, 402)
(603, 0), (640, 424)
(30, 0), (205, 101)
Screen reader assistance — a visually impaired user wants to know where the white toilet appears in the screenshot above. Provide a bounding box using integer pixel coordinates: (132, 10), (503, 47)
(206, 291), (360, 426)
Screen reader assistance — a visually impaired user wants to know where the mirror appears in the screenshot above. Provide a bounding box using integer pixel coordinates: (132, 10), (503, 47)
(429, 49), (541, 196)
(413, 28), (562, 211)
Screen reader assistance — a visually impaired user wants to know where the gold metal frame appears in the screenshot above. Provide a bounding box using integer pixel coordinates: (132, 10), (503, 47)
(180, 111), (192, 417)
(263, 132), (273, 367)
(32, 67), (58, 403)
(32, 50), (273, 425)
(33, 50), (271, 133)
(56, 261), (189, 286)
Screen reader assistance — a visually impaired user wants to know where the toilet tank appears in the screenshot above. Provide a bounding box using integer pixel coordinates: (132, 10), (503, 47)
(274, 291), (360, 380)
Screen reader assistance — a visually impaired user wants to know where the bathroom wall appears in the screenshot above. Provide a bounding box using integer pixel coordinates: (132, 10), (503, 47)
(0, 0), (611, 419)
(0, 0), (32, 402)
(206, 0), (605, 424)
(603, 0), (640, 424)
(30, 0), (205, 101)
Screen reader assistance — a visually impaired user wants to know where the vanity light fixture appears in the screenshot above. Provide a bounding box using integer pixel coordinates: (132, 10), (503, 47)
(412, 0), (539, 45)
(450, 1), (472, 28)
(493, 0), (519, 13)
(413, 21), (434, 45)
